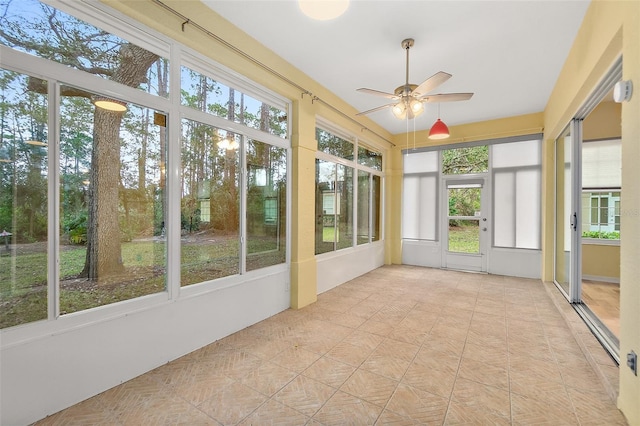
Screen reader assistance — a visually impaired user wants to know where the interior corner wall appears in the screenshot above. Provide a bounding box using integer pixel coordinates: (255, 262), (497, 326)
(542, 1), (640, 424)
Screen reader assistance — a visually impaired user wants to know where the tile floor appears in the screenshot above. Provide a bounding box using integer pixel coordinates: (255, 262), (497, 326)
(34, 265), (627, 425)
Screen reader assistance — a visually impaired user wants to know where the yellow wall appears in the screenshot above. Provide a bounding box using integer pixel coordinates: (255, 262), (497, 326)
(583, 100), (622, 140)
(582, 243), (620, 280)
(542, 1), (640, 423)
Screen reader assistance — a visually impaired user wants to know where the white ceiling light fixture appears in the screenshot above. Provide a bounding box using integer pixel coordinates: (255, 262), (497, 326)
(299, 0), (349, 21)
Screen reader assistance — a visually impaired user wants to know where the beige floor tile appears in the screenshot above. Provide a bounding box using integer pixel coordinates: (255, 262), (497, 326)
(451, 378), (510, 418)
(403, 363), (456, 398)
(511, 393), (579, 425)
(374, 409), (419, 425)
(274, 375), (336, 417)
(269, 345), (322, 373)
(173, 374), (236, 406)
(445, 401), (511, 425)
(197, 381), (268, 425)
(34, 396), (118, 426)
(36, 266), (626, 426)
(340, 368), (398, 406)
(300, 357), (354, 388)
(457, 357), (509, 390)
(386, 383), (449, 424)
(239, 361), (298, 396)
(237, 398), (309, 425)
(313, 390), (382, 425)
(360, 352), (412, 381)
(326, 340), (373, 367)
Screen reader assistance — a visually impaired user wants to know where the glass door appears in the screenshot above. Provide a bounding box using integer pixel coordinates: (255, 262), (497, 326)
(443, 179), (487, 272)
(554, 120), (581, 302)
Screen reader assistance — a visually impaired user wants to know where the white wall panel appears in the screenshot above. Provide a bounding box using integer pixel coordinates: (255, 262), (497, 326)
(1, 270), (290, 426)
(316, 242), (384, 294)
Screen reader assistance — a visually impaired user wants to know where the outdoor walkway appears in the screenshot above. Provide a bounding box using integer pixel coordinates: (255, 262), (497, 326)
(35, 265), (626, 425)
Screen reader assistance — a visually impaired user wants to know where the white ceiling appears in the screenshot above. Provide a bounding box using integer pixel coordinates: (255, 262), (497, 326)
(203, 1), (590, 135)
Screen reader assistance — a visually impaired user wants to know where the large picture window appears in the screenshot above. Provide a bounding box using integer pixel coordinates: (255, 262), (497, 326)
(315, 125), (383, 255)
(0, 0), (290, 329)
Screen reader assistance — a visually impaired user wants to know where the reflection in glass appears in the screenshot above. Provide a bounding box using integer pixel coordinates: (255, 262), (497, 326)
(358, 145), (382, 170)
(357, 171), (370, 245)
(59, 89), (166, 314)
(0, 70), (48, 328)
(315, 160), (335, 255)
(180, 119), (239, 285)
(246, 140), (287, 271)
(180, 65), (287, 138)
(554, 127), (572, 296)
(447, 186), (481, 254)
(316, 128), (353, 160)
(372, 175), (381, 242)
(336, 164), (353, 250)
(0, 0), (169, 98)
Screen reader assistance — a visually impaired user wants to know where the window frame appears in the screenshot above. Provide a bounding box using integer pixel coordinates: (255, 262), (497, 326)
(0, 0), (292, 332)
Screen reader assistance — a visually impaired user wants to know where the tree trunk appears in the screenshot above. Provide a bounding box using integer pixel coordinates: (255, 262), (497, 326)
(80, 44), (158, 280)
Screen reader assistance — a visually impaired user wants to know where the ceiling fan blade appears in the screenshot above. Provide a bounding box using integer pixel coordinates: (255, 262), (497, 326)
(413, 72), (452, 96)
(357, 88), (398, 99)
(356, 103), (395, 116)
(422, 93), (474, 103)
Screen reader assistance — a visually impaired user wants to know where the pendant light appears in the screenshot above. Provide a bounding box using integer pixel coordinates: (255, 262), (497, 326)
(428, 104), (450, 140)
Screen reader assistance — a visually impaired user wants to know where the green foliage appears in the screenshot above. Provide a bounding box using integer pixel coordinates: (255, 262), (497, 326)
(582, 230), (620, 239)
(442, 146), (488, 175)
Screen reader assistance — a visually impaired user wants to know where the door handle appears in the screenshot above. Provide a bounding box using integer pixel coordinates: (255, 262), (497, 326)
(570, 212), (577, 231)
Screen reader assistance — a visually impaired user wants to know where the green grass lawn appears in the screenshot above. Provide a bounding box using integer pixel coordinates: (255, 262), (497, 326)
(1, 236), (284, 329)
(448, 223), (480, 253)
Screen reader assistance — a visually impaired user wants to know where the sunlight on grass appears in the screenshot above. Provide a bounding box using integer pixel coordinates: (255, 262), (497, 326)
(448, 222), (480, 253)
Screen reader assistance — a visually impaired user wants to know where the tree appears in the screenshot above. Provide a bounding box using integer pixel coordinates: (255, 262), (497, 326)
(0, 1), (160, 279)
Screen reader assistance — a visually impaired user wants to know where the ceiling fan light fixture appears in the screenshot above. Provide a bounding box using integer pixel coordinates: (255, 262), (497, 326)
(392, 102), (407, 119)
(428, 118), (450, 140)
(409, 98), (424, 116)
(299, 0), (349, 21)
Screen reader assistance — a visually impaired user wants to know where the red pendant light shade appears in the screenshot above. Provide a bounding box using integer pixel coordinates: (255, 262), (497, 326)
(428, 118), (450, 140)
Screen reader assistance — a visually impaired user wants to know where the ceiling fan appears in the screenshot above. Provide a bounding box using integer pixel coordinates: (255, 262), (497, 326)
(356, 38), (473, 121)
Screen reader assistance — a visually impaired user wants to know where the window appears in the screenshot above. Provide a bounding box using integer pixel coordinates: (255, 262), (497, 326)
(0, 0), (290, 329)
(316, 127), (354, 160)
(180, 120), (239, 285)
(315, 160), (354, 253)
(442, 145), (488, 174)
(0, 0), (169, 98)
(581, 190), (620, 238)
(358, 145), (382, 171)
(180, 65), (287, 138)
(0, 70), (49, 328)
(314, 125), (382, 255)
(492, 139), (541, 249)
(59, 90), (167, 314)
(581, 139), (621, 240)
(402, 151), (439, 241)
(246, 139), (286, 271)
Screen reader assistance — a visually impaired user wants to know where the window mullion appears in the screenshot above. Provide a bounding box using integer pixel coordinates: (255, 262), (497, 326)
(49, 80), (61, 320)
(166, 43), (182, 300)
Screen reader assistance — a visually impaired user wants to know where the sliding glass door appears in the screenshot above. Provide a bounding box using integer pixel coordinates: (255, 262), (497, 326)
(554, 120), (581, 302)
